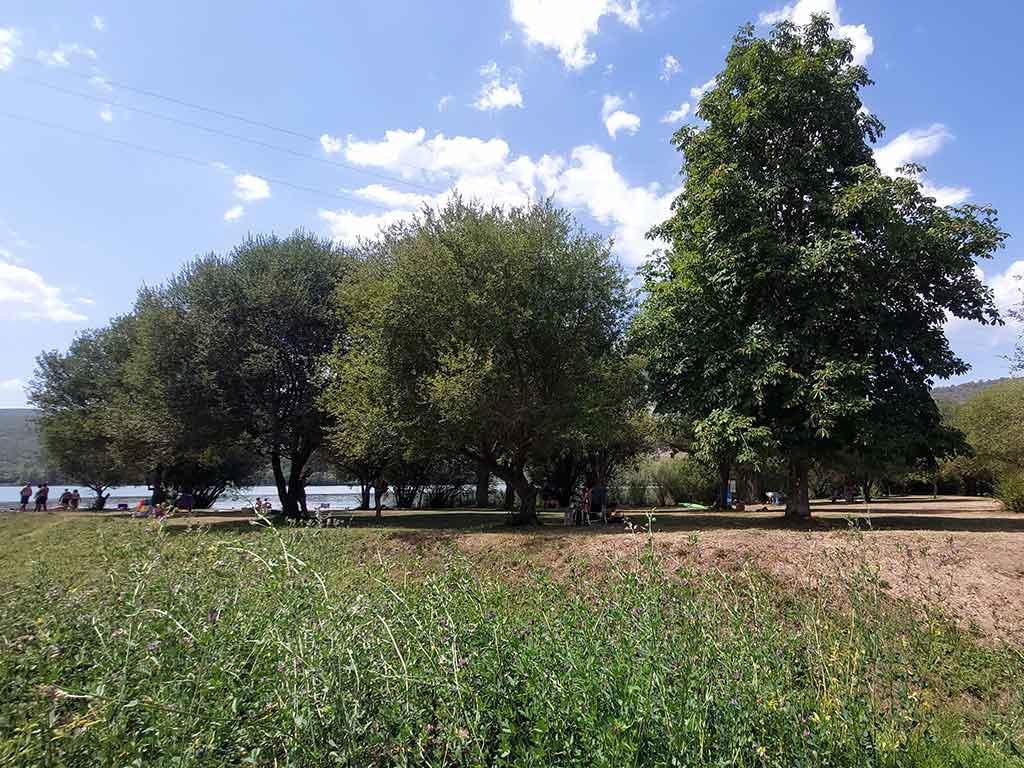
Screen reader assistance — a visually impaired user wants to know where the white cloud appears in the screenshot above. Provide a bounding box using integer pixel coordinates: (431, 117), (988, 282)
(989, 260), (1024, 327)
(318, 208), (414, 244)
(320, 134), (343, 154)
(223, 205), (245, 221)
(873, 124), (951, 176)
(873, 124), (971, 206)
(233, 174), (270, 202)
(0, 259), (87, 322)
(98, 107), (113, 123)
(322, 127), (673, 266)
(37, 43), (97, 68)
(510, 0), (640, 70)
(759, 0), (873, 65)
(921, 184), (971, 207)
(437, 94), (452, 112)
(660, 54), (681, 81)
(0, 28), (21, 71)
(660, 102), (691, 124)
(601, 94), (639, 138)
(553, 145), (677, 266)
(89, 75), (113, 92)
(92, 15), (106, 32)
(343, 128), (513, 180)
(474, 62), (524, 111)
(689, 77), (715, 101)
(604, 63), (615, 75)
(0, 379), (28, 409)
(353, 184), (432, 210)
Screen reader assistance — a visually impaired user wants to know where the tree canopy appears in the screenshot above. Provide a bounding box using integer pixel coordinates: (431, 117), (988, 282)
(352, 198), (631, 523)
(633, 16), (1006, 518)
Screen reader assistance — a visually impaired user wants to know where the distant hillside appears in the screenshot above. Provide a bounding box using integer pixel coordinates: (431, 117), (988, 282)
(0, 408), (47, 484)
(931, 377), (1021, 405)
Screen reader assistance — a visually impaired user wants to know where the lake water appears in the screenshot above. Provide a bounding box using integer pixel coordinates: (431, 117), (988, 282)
(0, 484), (365, 511)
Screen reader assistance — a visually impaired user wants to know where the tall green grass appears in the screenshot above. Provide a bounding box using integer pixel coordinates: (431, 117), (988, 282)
(0, 514), (1021, 766)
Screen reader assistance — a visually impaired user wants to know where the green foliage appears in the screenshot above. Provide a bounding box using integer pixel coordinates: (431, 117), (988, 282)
(29, 324), (135, 503)
(353, 198), (631, 521)
(136, 231), (354, 516)
(647, 453), (717, 506)
(0, 515), (1021, 766)
(953, 378), (1024, 481)
(996, 471), (1024, 513)
(633, 16), (1006, 517)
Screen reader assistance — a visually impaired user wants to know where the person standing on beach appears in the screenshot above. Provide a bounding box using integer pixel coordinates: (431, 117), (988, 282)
(71, 489), (80, 510)
(34, 484), (49, 512)
(19, 483), (32, 511)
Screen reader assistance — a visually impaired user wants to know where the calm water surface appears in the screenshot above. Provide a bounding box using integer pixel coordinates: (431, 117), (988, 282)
(0, 484), (364, 511)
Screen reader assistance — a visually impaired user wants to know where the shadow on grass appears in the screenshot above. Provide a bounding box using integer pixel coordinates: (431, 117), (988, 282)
(144, 505), (1024, 536)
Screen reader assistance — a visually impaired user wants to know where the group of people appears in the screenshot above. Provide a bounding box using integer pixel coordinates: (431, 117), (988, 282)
(564, 482), (623, 526)
(18, 483), (82, 512)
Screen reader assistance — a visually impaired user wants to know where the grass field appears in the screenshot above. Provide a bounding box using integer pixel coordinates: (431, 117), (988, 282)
(1, 502), (1022, 766)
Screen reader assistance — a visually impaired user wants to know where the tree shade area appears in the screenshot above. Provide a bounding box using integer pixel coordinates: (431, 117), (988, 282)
(23, 16), (1020, 521)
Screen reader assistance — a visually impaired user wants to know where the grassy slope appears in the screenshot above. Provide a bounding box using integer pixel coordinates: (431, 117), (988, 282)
(0, 513), (1021, 767)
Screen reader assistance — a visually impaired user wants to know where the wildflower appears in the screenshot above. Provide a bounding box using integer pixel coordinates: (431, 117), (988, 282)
(456, 727), (470, 741)
(111, 627), (126, 639)
(147, 641), (161, 653)
(207, 608), (220, 623)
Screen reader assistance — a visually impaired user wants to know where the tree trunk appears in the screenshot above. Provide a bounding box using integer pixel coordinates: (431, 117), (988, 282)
(372, 477), (388, 518)
(747, 470), (762, 505)
(862, 475), (872, 504)
(272, 451), (309, 519)
(475, 464), (490, 508)
(88, 485), (108, 511)
(504, 483), (516, 511)
(511, 480), (538, 525)
(784, 459), (811, 519)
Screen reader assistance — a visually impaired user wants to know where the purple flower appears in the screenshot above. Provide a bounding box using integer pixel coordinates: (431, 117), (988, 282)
(207, 608), (220, 623)
(147, 640), (161, 653)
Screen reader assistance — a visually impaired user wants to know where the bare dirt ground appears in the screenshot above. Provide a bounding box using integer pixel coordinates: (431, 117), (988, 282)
(318, 496), (1023, 643)
(22, 495), (1021, 642)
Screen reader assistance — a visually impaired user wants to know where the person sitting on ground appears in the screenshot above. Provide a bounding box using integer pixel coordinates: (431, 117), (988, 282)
(70, 489), (80, 509)
(19, 483), (32, 512)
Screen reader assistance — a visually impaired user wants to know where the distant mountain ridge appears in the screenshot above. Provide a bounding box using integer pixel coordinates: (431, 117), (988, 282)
(931, 377), (1021, 405)
(0, 408), (46, 484)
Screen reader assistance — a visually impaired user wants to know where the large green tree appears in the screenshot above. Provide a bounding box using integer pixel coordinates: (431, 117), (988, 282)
(633, 17), (1005, 518)
(952, 379), (1024, 480)
(356, 199), (630, 524)
(111, 289), (262, 508)
(147, 232), (353, 517)
(29, 322), (135, 508)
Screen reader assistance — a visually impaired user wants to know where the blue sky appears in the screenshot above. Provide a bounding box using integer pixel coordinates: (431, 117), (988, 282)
(1, 0), (1022, 407)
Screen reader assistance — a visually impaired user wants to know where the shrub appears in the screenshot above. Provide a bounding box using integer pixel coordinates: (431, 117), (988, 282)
(647, 454), (717, 506)
(996, 470), (1024, 513)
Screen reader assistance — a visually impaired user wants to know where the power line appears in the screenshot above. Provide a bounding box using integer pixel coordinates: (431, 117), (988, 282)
(14, 52), (441, 181)
(0, 110), (387, 206)
(13, 73), (444, 196)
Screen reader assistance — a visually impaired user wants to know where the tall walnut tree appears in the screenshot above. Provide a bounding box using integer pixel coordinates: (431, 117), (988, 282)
(633, 17), (1006, 518)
